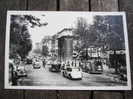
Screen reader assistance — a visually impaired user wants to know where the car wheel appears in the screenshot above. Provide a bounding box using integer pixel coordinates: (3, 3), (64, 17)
(79, 78), (82, 80)
(25, 75), (27, 77)
(69, 74), (72, 79)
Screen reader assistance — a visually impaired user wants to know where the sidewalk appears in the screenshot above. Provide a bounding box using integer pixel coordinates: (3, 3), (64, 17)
(82, 72), (127, 86)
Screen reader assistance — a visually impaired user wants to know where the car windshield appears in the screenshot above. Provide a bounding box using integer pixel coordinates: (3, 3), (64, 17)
(72, 68), (80, 72)
(66, 68), (80, 72)
(67, 68), (72, 71)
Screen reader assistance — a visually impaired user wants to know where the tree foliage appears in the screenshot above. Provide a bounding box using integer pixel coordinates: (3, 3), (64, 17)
(74, 17), (97, 50)
(92, 15), (125, 50)
(10, 15), (47, 59)
(74, 16), (125, 51)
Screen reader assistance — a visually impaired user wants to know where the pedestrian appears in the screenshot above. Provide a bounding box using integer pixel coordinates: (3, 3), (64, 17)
(43, 58), (46, 68)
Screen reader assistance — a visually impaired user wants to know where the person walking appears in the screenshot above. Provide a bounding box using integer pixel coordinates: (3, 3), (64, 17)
(43, 58), (46, 68)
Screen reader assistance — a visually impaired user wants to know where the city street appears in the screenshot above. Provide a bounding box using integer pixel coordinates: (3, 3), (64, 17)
(17, 64), (127, 86)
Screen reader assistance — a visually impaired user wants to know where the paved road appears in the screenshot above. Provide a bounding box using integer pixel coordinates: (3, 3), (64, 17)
(18, 64), (127, 86)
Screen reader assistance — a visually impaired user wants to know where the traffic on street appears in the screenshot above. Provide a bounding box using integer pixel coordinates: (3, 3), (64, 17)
(9, 58), (126, 86)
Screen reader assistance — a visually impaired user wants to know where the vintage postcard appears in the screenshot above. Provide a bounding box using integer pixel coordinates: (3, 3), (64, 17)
(5, 11), (131, 90)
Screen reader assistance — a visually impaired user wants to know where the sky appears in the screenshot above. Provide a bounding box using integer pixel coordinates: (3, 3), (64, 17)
(27, 12), (94, 48)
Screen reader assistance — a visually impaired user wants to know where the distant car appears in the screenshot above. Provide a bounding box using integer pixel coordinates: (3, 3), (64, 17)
(49, 63), (61, 72)
(26, 58), (32, 64)
(47, 60), (52, 65)
(119, 66), (127, 81)
(61, 67), (82, 80)
(33, 60), (41, 69)
(89, 61), (103, 74)
(49, 61), (61, 72)
(16, 65), (27, 77)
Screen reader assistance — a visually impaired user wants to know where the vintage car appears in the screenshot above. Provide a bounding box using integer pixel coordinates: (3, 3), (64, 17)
(46, 60), (53, 65)
(16, 65), (27, 77)
(49, 61), (61, 72)
(61, 67), (82, 80)
(26, 58), (32, 64)
(33, 60), (41, 69)
(89, 60), (103, 74)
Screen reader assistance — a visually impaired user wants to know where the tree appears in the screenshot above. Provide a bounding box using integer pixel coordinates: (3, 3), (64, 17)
(74, 17), (97, 59)
(92, 15), (125, 50)
(92, 15), (125, 73)
(74, 16), (125, 73)
(10, 15), (47, 59)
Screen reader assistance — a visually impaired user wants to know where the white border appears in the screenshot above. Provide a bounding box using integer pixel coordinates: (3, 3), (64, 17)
(5, 11), (131, 90)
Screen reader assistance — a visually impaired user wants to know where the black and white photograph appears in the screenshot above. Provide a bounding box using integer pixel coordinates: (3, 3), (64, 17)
(5, 11), (131, 90)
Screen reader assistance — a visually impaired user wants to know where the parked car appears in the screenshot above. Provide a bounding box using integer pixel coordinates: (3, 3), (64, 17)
(89, 60), (103, 74)
(16, 65), (27, 77)
(47, 60), (52, 65)
(61, 67), (82, 80)
(49, 62), (61, 72)
(26, 58), (32, 64)
(119, 66), (127, 81)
